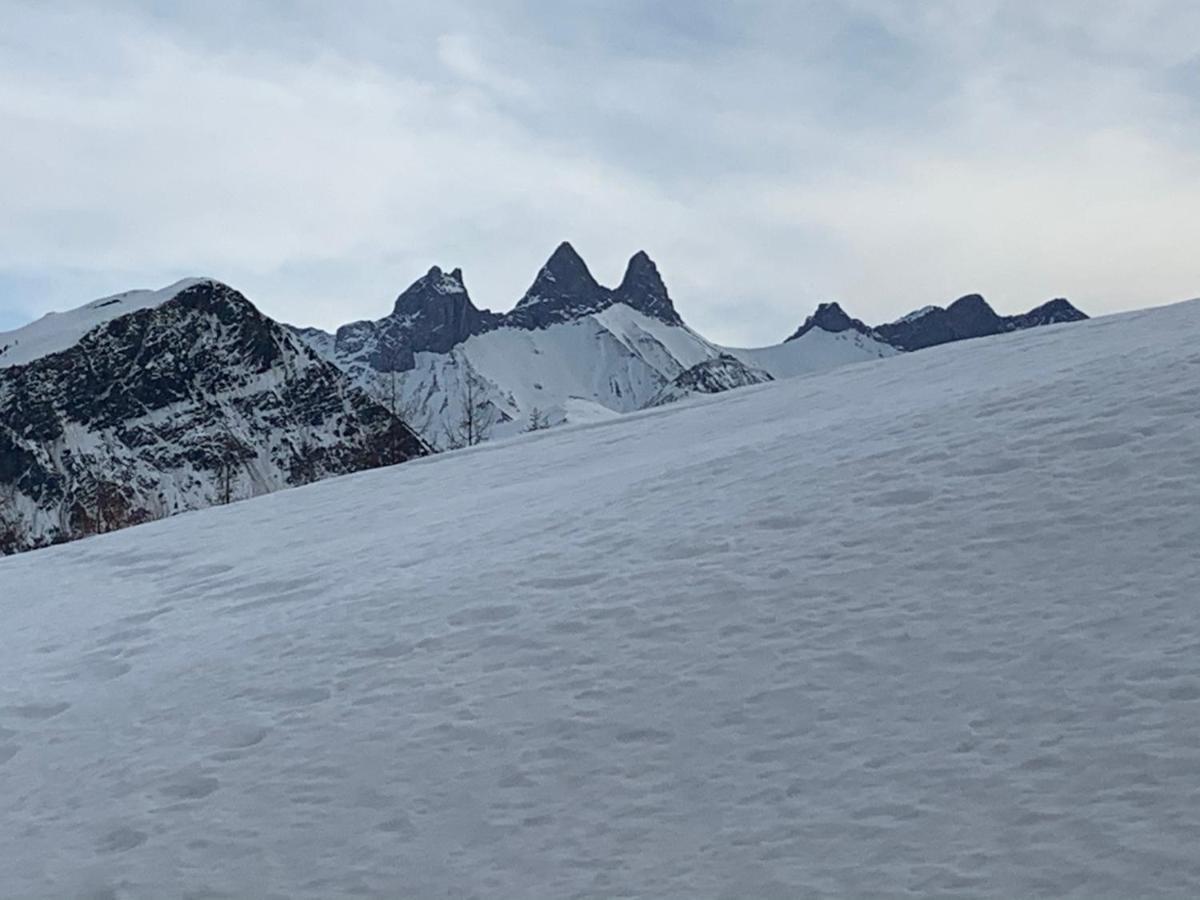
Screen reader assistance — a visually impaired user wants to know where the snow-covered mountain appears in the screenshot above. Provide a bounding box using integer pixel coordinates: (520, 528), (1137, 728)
(3, 297), (1199, 897)
(294, 245), (1090, 446)
(294, 243), (898, 443)
(0, 279), (426, 554)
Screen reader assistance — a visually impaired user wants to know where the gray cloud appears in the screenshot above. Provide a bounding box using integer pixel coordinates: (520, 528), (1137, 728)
(0, 0), (1197, 345)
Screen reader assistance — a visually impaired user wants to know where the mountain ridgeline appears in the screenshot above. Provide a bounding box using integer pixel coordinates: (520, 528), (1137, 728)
(0, 243), (1088, 553)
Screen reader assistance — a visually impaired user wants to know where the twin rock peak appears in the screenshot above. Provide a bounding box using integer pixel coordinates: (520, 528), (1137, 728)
(388, 242), (681, 335)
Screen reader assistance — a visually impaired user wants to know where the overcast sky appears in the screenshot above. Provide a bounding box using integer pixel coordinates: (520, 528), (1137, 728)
(1, 1), (1197, 345)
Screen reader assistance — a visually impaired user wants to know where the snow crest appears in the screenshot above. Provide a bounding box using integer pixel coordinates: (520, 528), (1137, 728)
(0, 278), (210, 368)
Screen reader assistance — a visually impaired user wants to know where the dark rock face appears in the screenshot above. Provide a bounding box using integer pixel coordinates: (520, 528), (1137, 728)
(327, 266), (503, 374)
(874, 294), (1007, 351)
(0, 280), (427, 554)
(391, 266), (501, 353)
(869, 294), (1089, 352)
(786, 302), (876, 342)
(1007, 298), (1089, 329)
(613, 250), (684, 326)
(647, 353), (773, 407)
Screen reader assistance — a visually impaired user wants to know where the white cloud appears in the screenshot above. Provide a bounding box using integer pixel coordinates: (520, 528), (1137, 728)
(0, 1), (1196, 344)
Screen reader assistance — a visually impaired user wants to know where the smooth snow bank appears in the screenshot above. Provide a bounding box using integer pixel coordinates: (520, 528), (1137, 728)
(729, 324), (896, 377)
(3, 301), (1200, 897)
(0, 278), (208, 368)
(561, 396), (623, 424)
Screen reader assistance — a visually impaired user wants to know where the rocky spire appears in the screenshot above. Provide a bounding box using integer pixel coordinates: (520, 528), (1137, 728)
(613, 251), (683, 325)
(391, 265), (468, 316)
(516, 242), (603, 307)
(506, 242), (611, 329)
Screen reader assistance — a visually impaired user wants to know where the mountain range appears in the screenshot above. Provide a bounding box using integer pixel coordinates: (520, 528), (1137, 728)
(0, 243), (1087, 552)
(291, 241), (1085, 446)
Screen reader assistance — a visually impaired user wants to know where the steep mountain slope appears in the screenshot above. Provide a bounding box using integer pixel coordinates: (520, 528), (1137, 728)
(647, 353), (774, 407)
(0, 280), (426, 553)
(3, 299), (1199, 897)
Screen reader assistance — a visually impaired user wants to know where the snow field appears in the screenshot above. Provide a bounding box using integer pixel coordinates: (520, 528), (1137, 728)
(1, 300), (1199, 897)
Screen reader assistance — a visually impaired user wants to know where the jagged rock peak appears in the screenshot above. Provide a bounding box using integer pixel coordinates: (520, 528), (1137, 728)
(615, 250), (682, 326)
(546, 240), (588, 271)
(392, 265), (469, 314)
(786, 301), (875, 342)
(619, 250), (661, 288)
(1011, 298), (1089, 328)
(517, 241), (603, 308)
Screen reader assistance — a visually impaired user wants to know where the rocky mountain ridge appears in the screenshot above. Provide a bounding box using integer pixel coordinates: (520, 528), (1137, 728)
(0, 280), (426, 554)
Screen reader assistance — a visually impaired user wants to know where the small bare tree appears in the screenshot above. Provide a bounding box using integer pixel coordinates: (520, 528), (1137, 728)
(443, 370), (496, 449)
(95, 479), (129, 535)
(372, 343), (441, 454)
(0, 483), (25, 555)
(217, 458), (235, 505)
(291, 429), (321, 485)
(526, 406), (550, 432)
(215, 427), (246, 505)
(376, 343), (404, 418)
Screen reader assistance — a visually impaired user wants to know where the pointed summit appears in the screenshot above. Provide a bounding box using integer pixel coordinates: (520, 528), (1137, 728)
(614, 251), (682, 325)
(506, 242), (610, 329)
(786, 302), (875, 342)
(516, 242), (603, 307)
(546, 240), (589, 275)
(619, 250), (661, 289)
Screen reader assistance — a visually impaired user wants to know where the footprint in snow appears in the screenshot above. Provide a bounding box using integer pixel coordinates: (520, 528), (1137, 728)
(3, 701), (70, 721)
(95, 825), (147, 854)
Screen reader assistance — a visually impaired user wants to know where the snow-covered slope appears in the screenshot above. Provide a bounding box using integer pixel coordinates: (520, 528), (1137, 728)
(393, 303), (722, 440)
(731, 324), (897, 379)
(0, 280), (426, 553)
(2, 299), (1199, 897)
(0, 278), (207, 368)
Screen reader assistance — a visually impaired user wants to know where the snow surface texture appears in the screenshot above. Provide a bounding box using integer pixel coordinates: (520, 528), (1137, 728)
(2, 301), (1200, 897)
